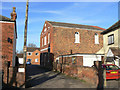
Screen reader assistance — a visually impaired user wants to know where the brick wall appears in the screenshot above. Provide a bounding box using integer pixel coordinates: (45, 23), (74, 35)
(58, 56), (83, 66)
(53, 27), (103, 60)
(1, 22), (15, 86)
(4, 66), (25, 88)
(2, 22), (15, 68)
(56, 56), (103, 86)
(56, 64), (99, 86)
(40, 21), (53, 53)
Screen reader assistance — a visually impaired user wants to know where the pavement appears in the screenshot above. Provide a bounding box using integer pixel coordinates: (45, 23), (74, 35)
(26, 65), (96, 88)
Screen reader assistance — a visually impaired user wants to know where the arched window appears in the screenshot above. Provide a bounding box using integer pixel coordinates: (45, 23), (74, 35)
(44, 36), (46, 45)
(48, 33), (50, 44)
(95, 33), (99, 44)
(44, 28), (47, 32)
(75, 32), (80, 43)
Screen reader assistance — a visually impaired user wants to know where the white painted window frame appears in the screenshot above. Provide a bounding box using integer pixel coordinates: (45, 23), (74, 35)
(44, 36), (46, 45)
(108, 34), (114, 45)
(44, 28), (47, 32)
(35, 58), (38, 62)
(75, 32), (80, 43)
(95, 33), (99, 44)
(48, 33), (50, 44)
(27, 52), (32, 56)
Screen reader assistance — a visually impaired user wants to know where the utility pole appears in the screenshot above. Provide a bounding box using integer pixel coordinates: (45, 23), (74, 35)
(104, 57), (107, 87)
(23, 0), (29, 68)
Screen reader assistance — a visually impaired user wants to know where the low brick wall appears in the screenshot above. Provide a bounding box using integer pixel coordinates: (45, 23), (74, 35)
(16, 72), (25, 88)
(77, 66), (98, 85)
(3, 65), (26, 88)
(57, 64), (98, 86)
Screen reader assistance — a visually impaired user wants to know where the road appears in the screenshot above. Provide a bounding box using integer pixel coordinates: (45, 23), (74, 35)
(26, 65), (96, 88)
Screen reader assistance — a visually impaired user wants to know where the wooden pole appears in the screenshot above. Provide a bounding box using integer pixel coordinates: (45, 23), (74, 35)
(23, 0), (29, 68)
(104, 56), (107, 87)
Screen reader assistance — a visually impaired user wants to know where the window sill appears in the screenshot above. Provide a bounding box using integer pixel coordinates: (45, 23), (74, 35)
(95, 43), (99, 45)
(74, 42), (80, 43)
(108, 43), (114, 45)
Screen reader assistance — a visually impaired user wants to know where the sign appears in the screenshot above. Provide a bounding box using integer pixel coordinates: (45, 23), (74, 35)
(18, 58), (24, 64)
(18, 68), (25, 72)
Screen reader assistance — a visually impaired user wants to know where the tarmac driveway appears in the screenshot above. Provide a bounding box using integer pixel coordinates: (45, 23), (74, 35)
(106, 79), (120, 88)
(26, 65), (95, 88)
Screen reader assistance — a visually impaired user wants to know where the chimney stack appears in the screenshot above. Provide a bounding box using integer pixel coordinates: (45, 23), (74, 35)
(11, 7), (17, 21)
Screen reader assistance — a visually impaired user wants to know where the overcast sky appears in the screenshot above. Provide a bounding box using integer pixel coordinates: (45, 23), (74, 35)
(1, 2), (118, 52)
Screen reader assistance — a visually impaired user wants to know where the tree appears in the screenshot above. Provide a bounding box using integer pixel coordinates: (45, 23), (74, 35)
(27, 43), (37, 47)
(19, 49), (24, 54)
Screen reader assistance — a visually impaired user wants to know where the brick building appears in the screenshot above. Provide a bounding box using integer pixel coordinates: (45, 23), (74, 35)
(101, 20), (120, 66)
(0, 7), (17, 84)
(26, 47), (40, 65)
(40, 21), (105, 68)
(17, 47), (40, 65)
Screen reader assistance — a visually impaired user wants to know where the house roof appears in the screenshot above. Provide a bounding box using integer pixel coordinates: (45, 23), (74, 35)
(0, 15), (14, 22)
(27, 47), (40, 52)
(47, 21), (105, 31)
(101, 20), (120, 34)
(110, 47), (120, 56)
(17, 54), (23, 58)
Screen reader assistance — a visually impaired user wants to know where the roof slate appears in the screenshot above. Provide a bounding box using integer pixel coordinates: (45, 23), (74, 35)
(27, 47), (40, 52)
(47, 21), (105, 31)
(110, 47), (120, 56)
(17, 54), (23, 58)
(0, 15), (14, 22)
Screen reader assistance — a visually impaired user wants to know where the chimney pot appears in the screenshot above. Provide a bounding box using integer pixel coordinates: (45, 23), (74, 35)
(11, 7), (17, 21)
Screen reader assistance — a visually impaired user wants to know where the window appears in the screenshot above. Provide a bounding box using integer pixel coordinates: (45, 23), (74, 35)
(108, 34), (114, 45)
(75, 32), (80, 43)
(42, 38), (43, 47)
(27, 59), (31, 62)
(44, 36), (46, 45)
(48, 33), (50, 44)
(106, 65), (119, 70)
(95, 33), (99, 44)
(35, 58), (38, 62)
(28, 52), (32, 56)
(45, 24), (46, 27)
(56, 58), (59, 64)
(44, 28), (47, 32)
(72, 57), (76, 64)
(8, 37), (12, 44)
(48, 27), (50, 30)
(8, 37), (10, 42)
(35, 53), (38, 55)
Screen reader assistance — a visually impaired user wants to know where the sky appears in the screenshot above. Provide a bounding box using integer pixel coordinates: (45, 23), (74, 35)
(1, 2), (118, 52)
